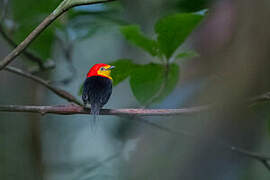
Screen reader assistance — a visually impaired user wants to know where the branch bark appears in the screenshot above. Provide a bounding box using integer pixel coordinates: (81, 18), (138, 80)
(1, 90), (270, 116)
(0, 104), (209, 116)
(4, 66), (82, 106)
(0, 0), (116, 70)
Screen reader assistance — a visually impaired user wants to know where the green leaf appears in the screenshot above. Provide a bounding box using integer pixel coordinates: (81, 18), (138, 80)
(110, 59), (138, 86)
(11, 0), (62, 60)
(120, 25), (159, 56)
(13, 25), (55, 61)
(176, 0), (210, 12)
(155, 13), (203, 59)
(160, 63), (179, 100)
(130, 63), (179, 105)
(176, 50), (199, 60)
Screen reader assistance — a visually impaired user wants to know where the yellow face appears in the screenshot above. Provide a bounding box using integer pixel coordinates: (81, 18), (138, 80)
(97, 65), (114, 79)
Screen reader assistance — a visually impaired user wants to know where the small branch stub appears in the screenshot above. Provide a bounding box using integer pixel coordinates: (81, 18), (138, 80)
(4, 66), (82, 106)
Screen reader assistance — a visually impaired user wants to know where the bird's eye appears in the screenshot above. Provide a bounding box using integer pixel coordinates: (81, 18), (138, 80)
(100, 67), (105, 71)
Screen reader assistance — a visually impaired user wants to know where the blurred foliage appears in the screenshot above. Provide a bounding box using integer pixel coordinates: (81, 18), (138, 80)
(110, 12), (203, 105)
(176, 50), (199, 60)
(10, 0), (63, 60)
(176, 0), (211, 12)
(110, 59), (138, 86)
(130, 63), (179, 104)
(120, 25), (160, 57)
(110, 61), (179, 105)
(65, 2), (126, 41)
(155, 13), (203, 59)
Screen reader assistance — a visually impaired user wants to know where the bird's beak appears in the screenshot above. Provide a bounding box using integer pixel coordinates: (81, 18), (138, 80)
(107, 65), (115, 70)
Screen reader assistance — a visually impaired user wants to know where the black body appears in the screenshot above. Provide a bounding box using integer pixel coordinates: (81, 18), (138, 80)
(82, 76), (112, 115)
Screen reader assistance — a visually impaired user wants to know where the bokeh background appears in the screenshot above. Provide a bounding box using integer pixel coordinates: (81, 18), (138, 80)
(1, 0), (270, 179)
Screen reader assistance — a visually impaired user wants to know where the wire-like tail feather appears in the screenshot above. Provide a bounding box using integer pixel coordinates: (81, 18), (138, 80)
(90, 104), (100, 130)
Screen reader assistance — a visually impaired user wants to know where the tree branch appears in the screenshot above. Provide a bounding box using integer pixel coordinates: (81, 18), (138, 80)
(0, 104), (209, 116)
(0, 89), (269, 116)
(4, 66), (82, 106)
(229, 145), (270, 163)
(0, 0), (117, 70)
(247, 92), (270, 105)
(0, 23), (46, 69)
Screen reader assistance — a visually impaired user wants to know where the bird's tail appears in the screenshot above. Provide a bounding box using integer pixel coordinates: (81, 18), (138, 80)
(90, 104), (100, 129)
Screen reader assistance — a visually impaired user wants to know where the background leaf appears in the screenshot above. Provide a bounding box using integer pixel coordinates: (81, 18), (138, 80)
(120, 25), (159, 56)
(176, 50), (199, 60)
(158, 63), (179, 101)
(110, 59), (137, 86)
(66, 3), (127, 41)
(155, 13), (203, 59)
(176, 0), (210, 12)
(129, 63), (179, 105)
(10, 0), (62, 60)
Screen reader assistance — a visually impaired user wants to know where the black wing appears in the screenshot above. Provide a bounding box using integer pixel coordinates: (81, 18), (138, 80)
(82, 76), (112, 108)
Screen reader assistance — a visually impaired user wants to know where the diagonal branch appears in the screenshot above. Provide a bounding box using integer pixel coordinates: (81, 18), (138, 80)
(0, 0), (117, 70)
(247, 92), (270, 105)
(4, 66), (82, 106)
(137, 117), (270, 172)
(0, 23), (45, 69)
(229, 146), (270, 163)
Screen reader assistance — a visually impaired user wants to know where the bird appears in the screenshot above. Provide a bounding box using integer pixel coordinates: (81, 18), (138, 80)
(82, 63), (115, 122)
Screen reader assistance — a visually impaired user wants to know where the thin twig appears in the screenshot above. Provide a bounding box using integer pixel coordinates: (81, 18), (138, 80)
(0, 23), (45, 69)
(0, 0), (117, 70)
(247, 92), (270, 105)
(4, 66), (82, 106)
(229, 146), (270, 161)
(261, 160), (270, 171)
(137, 118), (270, 171)
(28, 60), (56, 74)
(0, 104), (208, 116)
(75, 151), (122, 179)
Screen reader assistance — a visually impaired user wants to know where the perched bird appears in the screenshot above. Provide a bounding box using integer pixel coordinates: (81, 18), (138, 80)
(82, 63), (115, 121)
